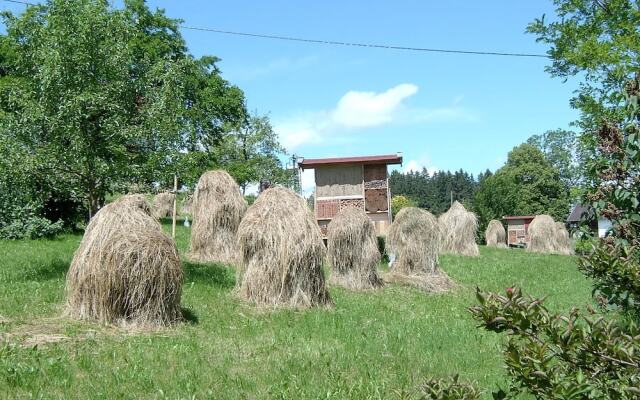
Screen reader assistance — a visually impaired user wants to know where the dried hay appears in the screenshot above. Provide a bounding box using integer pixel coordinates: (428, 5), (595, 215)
(527, 215), (573, 255)
(326, 207), (383, 290)
(65, 195), (183, 326)
(555, 221), (573, 255)
(439, 201), (480, 256)
(236, 187), (331, 308)
(485, 219), (507, 248)
(188, 170), (247, 264)
(152, 192), (175, 219)
(386, 207), (455, 292)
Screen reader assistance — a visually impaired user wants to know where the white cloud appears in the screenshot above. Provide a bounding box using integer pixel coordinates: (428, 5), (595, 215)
(331, 83), (418, 128)
(276, 83), (418, 151)
(403, 157), (438, 176)
(275, 86), (478, 152)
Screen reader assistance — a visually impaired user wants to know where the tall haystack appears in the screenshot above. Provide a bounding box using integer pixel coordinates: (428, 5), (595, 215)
(439, 201), (480, 256)
(65, 195), (183, 326)
(485, 219), (507, 248)
(386, 207), (455, 292)
(188, 170), (247, 264)
(326, 207), (383, 290)
(555, 221), (573, 255)
(527, 215), (573, 255)
(152, 192), (175, 219)
(236, 187), (331, 308)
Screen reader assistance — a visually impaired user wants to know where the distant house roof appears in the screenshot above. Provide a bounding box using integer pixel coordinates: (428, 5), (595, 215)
(567, 204), (596, 223)
(299, 154), (403, 170)
(503, 215), (536, 221)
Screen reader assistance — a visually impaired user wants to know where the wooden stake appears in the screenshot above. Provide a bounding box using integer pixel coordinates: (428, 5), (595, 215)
(172, 174), (177, 239)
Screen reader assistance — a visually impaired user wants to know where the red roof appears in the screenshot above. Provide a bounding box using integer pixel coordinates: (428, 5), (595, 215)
(503, 215), (536, 221)
(299, 154), (403, 170)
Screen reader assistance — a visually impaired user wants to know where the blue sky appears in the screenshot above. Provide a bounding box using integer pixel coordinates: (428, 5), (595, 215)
(2, 1), (581, 192)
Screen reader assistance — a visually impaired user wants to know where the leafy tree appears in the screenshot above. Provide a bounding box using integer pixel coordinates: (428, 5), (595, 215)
(474, 143), (570, 231)
(391, 195), (416, 218)
(0, 0), (246, 220)
(529, 0), (640, 313)
(527, 129), (586, 192)
(527, 0), (640, 131)
(212, 113), (294, 194)
(578, 79), (640, 312)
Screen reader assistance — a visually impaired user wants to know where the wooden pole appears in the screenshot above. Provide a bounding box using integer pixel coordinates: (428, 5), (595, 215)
(172, 174), (177, 239)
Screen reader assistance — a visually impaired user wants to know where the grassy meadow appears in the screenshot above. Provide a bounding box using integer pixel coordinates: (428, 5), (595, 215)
(0, 219), (593, 399)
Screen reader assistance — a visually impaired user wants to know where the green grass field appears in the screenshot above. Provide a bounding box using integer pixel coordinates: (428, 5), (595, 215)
(0, 220), (593, 399)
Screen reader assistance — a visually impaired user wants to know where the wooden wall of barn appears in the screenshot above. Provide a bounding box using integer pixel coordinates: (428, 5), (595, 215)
(315, 165), (363, 197)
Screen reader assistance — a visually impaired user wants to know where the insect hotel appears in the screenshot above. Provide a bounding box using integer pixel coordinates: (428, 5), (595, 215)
(503, 215), (536, 247)
(298, 153), (403, 238)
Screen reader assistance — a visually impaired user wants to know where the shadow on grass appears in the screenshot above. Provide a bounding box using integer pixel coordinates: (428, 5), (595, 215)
(13, 258), (70, 282)
(182, 260), (236, 288)
(181, 307), (199, 324)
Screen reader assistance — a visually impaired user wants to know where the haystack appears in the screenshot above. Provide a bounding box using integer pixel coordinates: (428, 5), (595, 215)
(439, 201), (479, 256)
(65, 195), (183, 326)
(152, 192), (175, 219)
(485, 219), (507, 248)
(326, 207), (383, 290)
(527, 215), (573, 255)
(236, 187), (331, 308)
(385, 207), (455, 293)
(555, 221), (573, 255)
(187, 170), (247, 264)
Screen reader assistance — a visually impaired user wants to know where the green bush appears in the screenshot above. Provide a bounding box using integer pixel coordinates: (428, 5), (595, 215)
(419, 375), (481, 399)
(470, 287), (640, 399)
(377, 235), (389, 263)
(0, 203), (63, 239)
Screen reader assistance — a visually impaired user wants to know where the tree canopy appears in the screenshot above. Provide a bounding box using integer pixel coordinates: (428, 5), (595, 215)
(474, 143), (570, 227)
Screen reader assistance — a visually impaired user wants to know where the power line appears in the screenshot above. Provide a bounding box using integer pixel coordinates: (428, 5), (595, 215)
(1, 0), (33, 5)
(180, 25), (550, 58)
(0, 0), (550, 58)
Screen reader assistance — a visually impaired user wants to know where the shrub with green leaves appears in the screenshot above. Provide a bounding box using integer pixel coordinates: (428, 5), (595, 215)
(470, 288), (640, 399)
(419, 375), (481, 400)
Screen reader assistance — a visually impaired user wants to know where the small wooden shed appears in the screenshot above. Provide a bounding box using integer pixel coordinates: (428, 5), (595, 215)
(299, 153), (403, 237)
(503, 215), (536, 247)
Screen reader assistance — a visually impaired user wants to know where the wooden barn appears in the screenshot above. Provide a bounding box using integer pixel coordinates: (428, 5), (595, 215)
(299, 154), (403, 238)
(503, 215), (536, 247)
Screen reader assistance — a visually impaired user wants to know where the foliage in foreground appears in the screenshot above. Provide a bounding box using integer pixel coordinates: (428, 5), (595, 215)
(470, 287), (640, 399)
(419, 375), (481, 400)
(579, 77), (640, 312)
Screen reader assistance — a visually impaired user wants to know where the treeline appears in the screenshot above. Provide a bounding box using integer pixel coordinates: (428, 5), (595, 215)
(390, 139), (576, 238)
(389, 169), (489, 215)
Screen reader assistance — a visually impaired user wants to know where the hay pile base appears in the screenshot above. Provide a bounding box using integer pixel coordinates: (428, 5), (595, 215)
(439, 201), (479, 256)
(386, 207), (455, 293)
(152, 192), (175, 219)
(65, 195), (183, 326)
(236, 187), (331, 308)
(188, 170), (247, 264)
(327, 207), (383, 290)
(527, 215), (573, 255)
(485, 219), (507, 248)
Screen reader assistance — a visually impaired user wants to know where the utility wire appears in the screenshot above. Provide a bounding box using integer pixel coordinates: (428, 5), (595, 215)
(180, 25), (550, 58)
(1, 0), (550, 58)
(1, 0), (32, 5)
